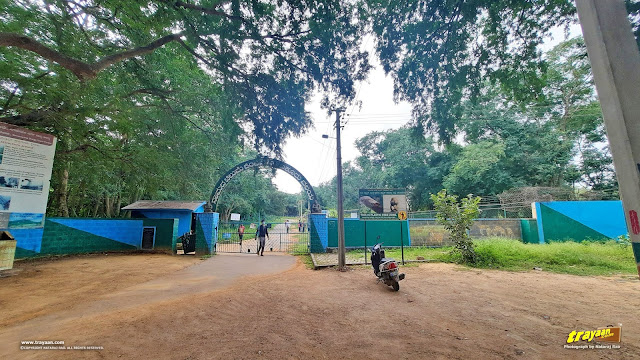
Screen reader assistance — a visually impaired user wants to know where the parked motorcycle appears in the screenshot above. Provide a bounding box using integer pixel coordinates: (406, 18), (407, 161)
(371, 242), (405, 291)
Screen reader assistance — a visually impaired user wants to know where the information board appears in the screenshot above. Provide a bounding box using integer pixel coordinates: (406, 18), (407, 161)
(0, 122), (57, 228)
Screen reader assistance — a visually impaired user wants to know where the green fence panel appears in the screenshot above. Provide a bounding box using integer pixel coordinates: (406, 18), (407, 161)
(520, 219), (539, 244)
(328, 219), (409, 247)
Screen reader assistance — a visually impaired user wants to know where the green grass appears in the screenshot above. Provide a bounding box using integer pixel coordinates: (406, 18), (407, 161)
(296, 254), (315, 269)
(375, 238), (637, 276)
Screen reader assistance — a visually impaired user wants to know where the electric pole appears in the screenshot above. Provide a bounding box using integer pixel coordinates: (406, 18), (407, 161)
(334, 108), (346, 270)
(576, 0), (640, 277)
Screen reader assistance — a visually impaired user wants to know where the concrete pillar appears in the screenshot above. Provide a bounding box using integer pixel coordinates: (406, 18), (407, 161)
(195, 212), (219, 255)
(576, 0), (640, 276)
(309, 213), (328, 253)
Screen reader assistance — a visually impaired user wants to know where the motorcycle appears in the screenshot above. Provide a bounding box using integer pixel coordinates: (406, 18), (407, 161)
(371, 242), (405, 291)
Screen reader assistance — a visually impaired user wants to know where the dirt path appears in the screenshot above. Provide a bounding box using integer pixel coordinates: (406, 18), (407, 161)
(1, 254), (639, 359)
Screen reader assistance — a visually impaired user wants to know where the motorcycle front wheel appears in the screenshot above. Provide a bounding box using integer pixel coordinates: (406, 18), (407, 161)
(392, 281), (399, 291)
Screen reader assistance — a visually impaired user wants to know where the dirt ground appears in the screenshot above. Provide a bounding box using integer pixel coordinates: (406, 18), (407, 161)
(1, 253), (639, 360)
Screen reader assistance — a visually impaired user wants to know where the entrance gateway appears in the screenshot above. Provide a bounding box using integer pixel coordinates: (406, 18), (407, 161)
(209, 157), (320, 254)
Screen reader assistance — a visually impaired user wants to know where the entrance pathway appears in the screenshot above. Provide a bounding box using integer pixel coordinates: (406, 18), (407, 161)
(0, 253), (297, 358)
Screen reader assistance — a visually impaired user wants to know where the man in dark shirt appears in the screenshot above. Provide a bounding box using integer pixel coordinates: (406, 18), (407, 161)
(255, 220), (269, 256)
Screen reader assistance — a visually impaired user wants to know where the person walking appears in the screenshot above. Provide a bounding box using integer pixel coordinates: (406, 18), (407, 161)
(238, 224), (245, 247)
(255, 220), (269, 256)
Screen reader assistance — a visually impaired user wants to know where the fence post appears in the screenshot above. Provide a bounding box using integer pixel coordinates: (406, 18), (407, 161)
(364, 220), (367, 265)
(400, 220), (405, 265)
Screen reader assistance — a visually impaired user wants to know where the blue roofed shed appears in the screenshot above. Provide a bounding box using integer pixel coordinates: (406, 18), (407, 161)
(122, 200), (206, 237)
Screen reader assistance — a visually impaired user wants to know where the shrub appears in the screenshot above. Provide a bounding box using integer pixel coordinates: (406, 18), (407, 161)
(430, 189), (481, 264)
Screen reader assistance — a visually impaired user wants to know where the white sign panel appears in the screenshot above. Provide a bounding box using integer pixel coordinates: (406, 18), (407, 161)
(0, 122), (56, 227)
(230, 213), (241, 221)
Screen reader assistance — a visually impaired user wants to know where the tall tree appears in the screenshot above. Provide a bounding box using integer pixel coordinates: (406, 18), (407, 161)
(1, 0), (371, 155)
(367, 0), (640, 143)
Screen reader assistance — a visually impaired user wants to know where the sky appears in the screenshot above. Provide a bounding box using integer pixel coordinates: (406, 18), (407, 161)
(271, 25), (583, 195)
(272, 58), (413, 194)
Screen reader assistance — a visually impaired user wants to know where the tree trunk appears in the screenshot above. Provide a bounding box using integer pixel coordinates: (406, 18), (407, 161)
(92, 195), (101, 218)
(57, 166), (70, 217)
(115, 193), (122, 218)
(105, 195), (112, 218)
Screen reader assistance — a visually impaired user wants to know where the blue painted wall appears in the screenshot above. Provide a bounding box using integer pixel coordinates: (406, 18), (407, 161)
(534, 201), (628, 243)
(48, 218), (143, 247)
(132, 207), (205, 237)
(11, 215), (201, 258)
(9, 228), (44, 253)
(309, 213), (328, 252)
(196, 212), (218, 255)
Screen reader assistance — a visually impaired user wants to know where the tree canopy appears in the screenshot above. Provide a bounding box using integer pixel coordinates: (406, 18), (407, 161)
(1, 0), (370, 155)
(366, 0), (640, 144)
(315, 37), (617, 212)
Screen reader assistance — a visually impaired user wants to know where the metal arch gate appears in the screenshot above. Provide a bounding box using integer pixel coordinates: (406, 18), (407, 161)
(215, 221), (310, 254)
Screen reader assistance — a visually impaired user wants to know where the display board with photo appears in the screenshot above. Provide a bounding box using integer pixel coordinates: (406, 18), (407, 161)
(359, 189), (408, 219)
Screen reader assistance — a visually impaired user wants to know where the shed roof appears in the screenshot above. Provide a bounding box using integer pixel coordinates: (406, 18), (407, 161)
(121, 200), (206, 211)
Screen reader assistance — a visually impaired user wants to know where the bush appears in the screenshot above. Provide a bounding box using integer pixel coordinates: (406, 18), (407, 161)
(430, 189), (481, 264)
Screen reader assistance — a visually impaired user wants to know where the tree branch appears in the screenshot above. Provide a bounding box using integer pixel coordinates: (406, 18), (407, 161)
(174, 1), (244, 22)
(0, 108), (58, 126)
(0, 32), (182, 81)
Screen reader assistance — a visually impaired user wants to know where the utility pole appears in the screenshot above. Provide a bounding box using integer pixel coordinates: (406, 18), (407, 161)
(576, 0), (640, 278)
(334, 108), (346, 270)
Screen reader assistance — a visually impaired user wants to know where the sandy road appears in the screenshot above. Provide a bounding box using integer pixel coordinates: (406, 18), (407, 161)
(0, 253), (295, 359)
(2, 253), (640, 359)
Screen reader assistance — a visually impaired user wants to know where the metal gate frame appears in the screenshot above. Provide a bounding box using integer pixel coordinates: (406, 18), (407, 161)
(215, 221), (309, 254)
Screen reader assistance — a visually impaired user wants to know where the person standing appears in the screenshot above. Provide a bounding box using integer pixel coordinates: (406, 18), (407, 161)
(285, 220), (290, 233)
(255, 220), (269, 256)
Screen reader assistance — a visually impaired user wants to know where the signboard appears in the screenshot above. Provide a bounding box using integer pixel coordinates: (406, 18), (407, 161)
(397, 211), (407, 220)
(0, 122), (57, 228)
(359, 188), (408, 220)
(230, 213), (241, 221)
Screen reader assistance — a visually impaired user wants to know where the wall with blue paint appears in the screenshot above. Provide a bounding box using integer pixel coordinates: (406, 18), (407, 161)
(534, 201), (628, 243)
(196, 212), (218, 255)
(11, 217), (179, 258)
(131, 209), (197, 237)
(309, 213), (328, 253)
(48, 218), (143, 247)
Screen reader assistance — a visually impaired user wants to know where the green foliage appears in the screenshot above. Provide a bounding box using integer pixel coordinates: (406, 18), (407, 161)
(430, 190), (481, 264)
(2, 1), (369, 218)
(315, 37), (617, 210)
(1, 1), (370, 156)
(367, 0), (578, 143)
(381, 238), (637, 276)
(443, 141), (512, 196)
(473, 238), (637, 276)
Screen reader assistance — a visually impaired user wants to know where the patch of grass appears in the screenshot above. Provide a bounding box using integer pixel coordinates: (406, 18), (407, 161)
(200, 254), (213, 260)
(373, 238), (637, 276)
(296, 254), (315, 269)
(473, 238), (637, 276)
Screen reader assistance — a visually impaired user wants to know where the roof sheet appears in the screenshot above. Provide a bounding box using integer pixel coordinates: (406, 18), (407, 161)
(121, 200), (206, 211)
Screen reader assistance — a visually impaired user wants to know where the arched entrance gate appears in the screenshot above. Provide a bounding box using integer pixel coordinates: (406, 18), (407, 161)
(209, 156), (320, 254)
